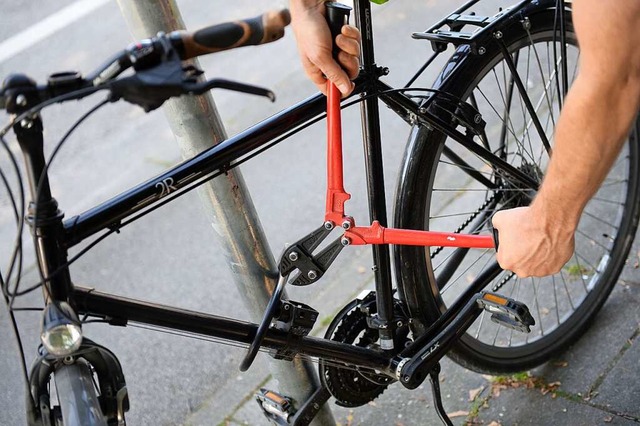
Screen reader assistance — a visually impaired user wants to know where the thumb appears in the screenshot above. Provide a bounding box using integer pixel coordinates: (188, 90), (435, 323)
(321, 62), (352, 95)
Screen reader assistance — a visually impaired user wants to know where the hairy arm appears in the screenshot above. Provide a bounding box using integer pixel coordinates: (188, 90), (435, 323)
(492, 0), (640, 277)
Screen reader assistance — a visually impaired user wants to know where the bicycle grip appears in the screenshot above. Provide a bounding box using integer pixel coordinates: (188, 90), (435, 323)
(172, 9), (291, 60)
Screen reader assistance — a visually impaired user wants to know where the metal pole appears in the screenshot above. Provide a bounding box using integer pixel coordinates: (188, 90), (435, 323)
(115, 1), (334, 424)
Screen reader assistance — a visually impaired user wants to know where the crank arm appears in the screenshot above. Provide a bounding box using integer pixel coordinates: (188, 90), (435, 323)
(393, 293), (484, 389)
(393, 291), (534, 389)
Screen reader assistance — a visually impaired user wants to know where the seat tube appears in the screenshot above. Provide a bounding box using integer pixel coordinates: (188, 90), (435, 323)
(354, 0), (395, 349)
(14, 116), (73, 303)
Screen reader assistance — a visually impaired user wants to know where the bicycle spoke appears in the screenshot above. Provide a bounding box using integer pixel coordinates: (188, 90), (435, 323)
(485, 71), (537, 165)
(575, 228), (610, 252)
(571, 253), (590, 295)
(520, 44), (537, 162)
(574, 251), (598, 275)
(590, 196), (625, 206)
(437, 160), (495, 177)
(581, 209), (620, 230)
(475, 86), (531, 162)
(526, 27), (557, 130)
(440, 248), (493, 297)
(551, 274), (561, 327)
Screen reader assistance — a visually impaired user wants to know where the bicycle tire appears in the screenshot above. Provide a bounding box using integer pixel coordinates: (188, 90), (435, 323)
(394, 5), (640, 374)
(54, 359), (108, 426)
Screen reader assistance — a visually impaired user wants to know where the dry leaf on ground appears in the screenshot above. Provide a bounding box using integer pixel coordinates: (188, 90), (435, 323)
(468, 386), (484, 401)
(447, 410), (469, 418)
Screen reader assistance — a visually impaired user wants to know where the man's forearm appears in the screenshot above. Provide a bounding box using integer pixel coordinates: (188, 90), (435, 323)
(492, 0), (640, 277)
(532, 69), (640, 228)
(532, 0), (640, 229)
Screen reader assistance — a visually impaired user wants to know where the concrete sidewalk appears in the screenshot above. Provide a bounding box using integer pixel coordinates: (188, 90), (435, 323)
(191, 235), (640, 426)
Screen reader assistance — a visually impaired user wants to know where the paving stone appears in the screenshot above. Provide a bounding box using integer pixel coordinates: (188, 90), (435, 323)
(476, 386), (637, 426)
(532, 278), (640, 396)
(593, 332), (640, 420)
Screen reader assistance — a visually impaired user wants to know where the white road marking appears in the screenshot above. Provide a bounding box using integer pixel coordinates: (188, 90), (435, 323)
(0, 0), (111, 64)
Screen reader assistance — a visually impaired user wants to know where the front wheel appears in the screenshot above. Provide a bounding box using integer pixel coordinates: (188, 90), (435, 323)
(54, 360), (108, 426)
(395, 6), (640, 373)
(29, 340), (128, 425)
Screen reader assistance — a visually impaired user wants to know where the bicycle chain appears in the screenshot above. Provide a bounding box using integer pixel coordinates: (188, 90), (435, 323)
(430, 192), (498, 259)
(426, 186), (521, 293)
(492, 271), (516, 292)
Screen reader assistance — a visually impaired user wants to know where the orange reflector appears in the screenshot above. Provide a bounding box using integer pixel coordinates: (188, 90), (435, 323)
(483, 293), (508, 306)
(265, 391), (285, 405)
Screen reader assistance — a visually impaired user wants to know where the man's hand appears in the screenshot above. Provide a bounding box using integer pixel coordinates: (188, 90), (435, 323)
(290, 0), (361, 96)
(492, 206), (575, 278)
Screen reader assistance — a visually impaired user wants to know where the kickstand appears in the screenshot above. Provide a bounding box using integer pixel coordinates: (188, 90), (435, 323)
(429, 363), (453, 426)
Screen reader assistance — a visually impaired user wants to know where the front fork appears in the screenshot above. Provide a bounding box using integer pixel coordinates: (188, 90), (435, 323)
(8, 81), (106, 423)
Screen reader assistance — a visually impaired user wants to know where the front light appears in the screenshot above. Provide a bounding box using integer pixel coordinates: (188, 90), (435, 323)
(40, 302), (83, 356)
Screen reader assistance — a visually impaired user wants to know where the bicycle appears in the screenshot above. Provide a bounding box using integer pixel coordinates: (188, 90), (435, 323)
(1, 0), (638, 425)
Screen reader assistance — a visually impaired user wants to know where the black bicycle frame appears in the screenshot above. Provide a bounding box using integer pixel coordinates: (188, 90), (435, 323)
(20, 0), (547, 375)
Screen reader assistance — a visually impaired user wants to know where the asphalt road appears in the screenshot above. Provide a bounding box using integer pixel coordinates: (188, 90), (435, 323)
(0, 1), (469, 425)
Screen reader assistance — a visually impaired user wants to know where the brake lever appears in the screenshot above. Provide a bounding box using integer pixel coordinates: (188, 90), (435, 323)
(109, 57), (275, 111)
(183, 78), (275, 102)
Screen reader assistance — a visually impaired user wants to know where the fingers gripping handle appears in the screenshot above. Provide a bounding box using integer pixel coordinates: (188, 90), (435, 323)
(326, 3), (352, 60)
(492, 227), (499, 251)
(173, 9), (291, 60)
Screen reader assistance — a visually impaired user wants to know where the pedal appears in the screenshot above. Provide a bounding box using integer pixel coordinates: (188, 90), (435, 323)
(477, 292), (535, 333)
(256, 388), (294, 426)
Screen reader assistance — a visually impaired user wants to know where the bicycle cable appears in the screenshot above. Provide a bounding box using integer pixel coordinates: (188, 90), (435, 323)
(0, 128), (31, 399)
(8, 98), (110, 309)
(0, 85), (108, 138)
(0, 134), (26, 298)
(0, 270), (31, 402)
(0, 97), (111, 397)
(0, 85), (110, 299)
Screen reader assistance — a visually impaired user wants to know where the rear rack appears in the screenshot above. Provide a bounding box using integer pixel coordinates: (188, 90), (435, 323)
(412, 0), (531, 53)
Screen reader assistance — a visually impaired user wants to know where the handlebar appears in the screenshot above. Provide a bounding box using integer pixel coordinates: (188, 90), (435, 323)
(171, 9), (291, 60)
(0, 9), (290, 113)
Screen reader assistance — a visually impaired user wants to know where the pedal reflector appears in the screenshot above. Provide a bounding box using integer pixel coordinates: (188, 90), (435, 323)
(255, 388), (294, 425)
(477, 292), (535, 333)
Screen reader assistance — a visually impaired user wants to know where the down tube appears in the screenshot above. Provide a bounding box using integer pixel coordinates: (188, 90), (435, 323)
(63, 93), (327, 248)
(73, 286), (390, 370)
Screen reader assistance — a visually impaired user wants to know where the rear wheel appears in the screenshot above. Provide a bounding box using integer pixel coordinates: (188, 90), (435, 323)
(395, 7), (640, 373)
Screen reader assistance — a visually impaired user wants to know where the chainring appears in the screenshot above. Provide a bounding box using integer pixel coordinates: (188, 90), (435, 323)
(319, 294), (405, 407)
